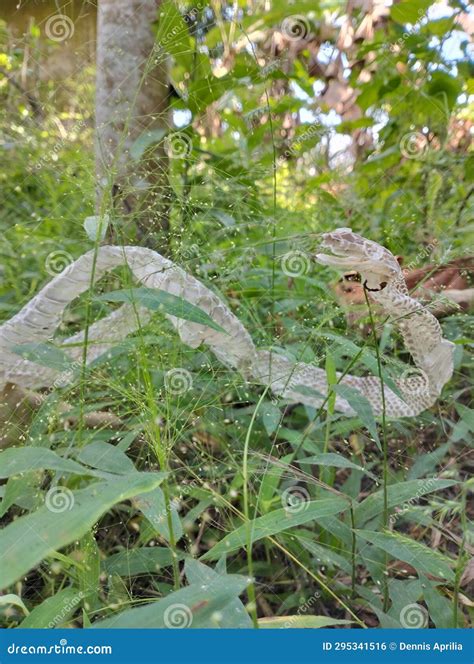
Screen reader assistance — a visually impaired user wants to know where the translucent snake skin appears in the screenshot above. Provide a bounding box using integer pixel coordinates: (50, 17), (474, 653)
(0, 229), (455, 417)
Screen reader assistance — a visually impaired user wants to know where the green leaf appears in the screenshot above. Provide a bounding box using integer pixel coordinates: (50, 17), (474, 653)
(427, 71), (462, 111)
(325, 352), (337, 415)
(259, 453), (292, 511)
(154, 0), (193, 70)
(369, 604), (403, 629)
(426, 170), (443, 221)
(356, 530), (455, 582)
(422, 577), (455, 628)
(77, 532), (101, 613)
(19, 588), (81, 628)
(211, 210), (235, 228)
(201, 498), (348, 561)
(334, 384), (380, 449)
(295, 531), (352, 574)
(134, 487), (183, 543)
(354, 479), (458, 526)
(391, 0), (431, 25)
(262, 402), (281, 436)
(0, 472), (43, 518)
(258, 615), (352, 628)
(407, 443), (451, 480)
(0, 594), (29, 616)
(455, 403), (474, 431)
(423, 17), (455, 37)
(28, 392), (63, 444)
(298, 453), (378, 481)
(0, 472), (166, 590)
(102, 548), (182, 576)
(130, 128), (167, 161)
(0, 447), (100, 480)
(96, 288), (226, 334)
(188, 75), (228, 115)
(321, 333), (398, 394)
(83, 214), (109, 242)
(92, 574), (250, 628)
(184, 559), (252, 628)
(387, 578), (423, 622)
(10, 343), (73, 372)
(76, 441), (136, 475)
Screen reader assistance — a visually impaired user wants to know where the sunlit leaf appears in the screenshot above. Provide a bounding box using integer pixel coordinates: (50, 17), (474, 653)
(97, 287), (226, 333)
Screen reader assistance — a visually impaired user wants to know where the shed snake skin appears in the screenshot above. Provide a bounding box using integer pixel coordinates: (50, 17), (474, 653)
(0, 229), (454, 417)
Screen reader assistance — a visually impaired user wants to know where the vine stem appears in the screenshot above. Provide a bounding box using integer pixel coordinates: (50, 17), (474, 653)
(363, 287), (389, 612)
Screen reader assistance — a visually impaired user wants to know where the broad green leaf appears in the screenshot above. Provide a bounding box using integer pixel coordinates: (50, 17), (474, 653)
(0, 472), (165, 590)
(455, 403), (474, 429)
(259, 453), (292, 511)
(0, 447), (101, 480)
(83, 214), (109, 242)
(356, 530), (455, 582)
(130, 128), (167, 161)
(258, 616), (352, 628)
(298, 453), (378, 481)
(92, 574), (249, 628)
(422, 17), (455, 37)
(427, 71), (461, 111)
(154, 0), (193, 70)
(334, 384), (380, 448)
(102, 548), (181, 576)
(11, 343), (73, 372)
(354, 479), (458, 526)
(295, 531), (352, 574)
(188, 75), (228, 115)
(0, 471), (43, 517)
(407, 443), (451, 480)
(211, 210), (235, 228)
(387, 578), (423, 622)
(76, 441), (136, 475)
(201, 498), (348, 561)
(116, 428), (143, 452)
(182, 497), (214, 529)
(184, 559), (252, 628)
(133, 487), (183, 543)
(391, 0), (432, 25)
(19, 588), (81, 628)
(262, 402), (281, 436)
(0, 594), (29, 616)
(77, 532), (101, 613)
(322, 333), (400, 396)
(28, 392), (63, 445)
(97, 287), (226, 334)
(451, 404), (474, 442)
(369, 604), (403, 629)
(422, 577), (455, 628)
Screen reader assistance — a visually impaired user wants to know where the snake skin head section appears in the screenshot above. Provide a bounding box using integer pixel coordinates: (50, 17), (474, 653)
(315, 227), (401, 290)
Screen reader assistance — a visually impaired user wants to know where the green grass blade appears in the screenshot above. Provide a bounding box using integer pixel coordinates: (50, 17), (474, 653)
(201, 497), (348, 561)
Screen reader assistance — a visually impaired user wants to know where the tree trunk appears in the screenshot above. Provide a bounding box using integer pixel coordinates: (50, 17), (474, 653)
(95, 0), (170, 249)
